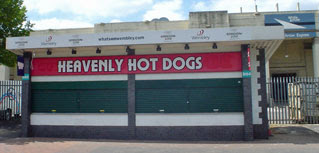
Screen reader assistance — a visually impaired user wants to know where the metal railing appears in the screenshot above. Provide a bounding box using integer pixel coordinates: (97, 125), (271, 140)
(267, 77), (319, 124)
(0, 80), (22, 120)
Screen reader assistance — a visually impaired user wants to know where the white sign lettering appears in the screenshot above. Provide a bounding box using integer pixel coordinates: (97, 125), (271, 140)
(57, 57), (203, 73)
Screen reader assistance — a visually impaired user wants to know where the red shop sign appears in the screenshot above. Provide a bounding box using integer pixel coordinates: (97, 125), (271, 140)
(31, 52), (242, 76)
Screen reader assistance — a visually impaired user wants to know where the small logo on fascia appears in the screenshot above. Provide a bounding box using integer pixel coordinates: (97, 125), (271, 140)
(41, 35), (56, 46)
(15, 37), (28, 47)
(192, 29), (210, 40)
(226, 29), (242, 40)
(288, 16), (300, 22)
(160, 31), (176, 41)
(69, 35), (83, 45)
(46, 36), (52, 42)
(197, 29), (204, 36)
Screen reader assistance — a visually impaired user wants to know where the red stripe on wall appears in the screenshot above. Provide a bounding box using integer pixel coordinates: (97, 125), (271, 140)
(31, 52), (242, 76)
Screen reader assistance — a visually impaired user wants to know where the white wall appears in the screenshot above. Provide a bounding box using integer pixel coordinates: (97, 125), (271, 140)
(136, 113), (244, 126)
(136, 72), (242, 80)
(31, 113), (244, 126)
(31, 113), (128, 126)
(32, 74), (128, 82)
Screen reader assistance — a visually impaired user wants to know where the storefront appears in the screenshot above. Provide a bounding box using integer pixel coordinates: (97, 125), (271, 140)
(6, 26), (284, 140)
(265, 12), (318, 77)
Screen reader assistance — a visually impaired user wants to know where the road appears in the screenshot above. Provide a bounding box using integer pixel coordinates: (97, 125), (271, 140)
(1, 123), (319, 153)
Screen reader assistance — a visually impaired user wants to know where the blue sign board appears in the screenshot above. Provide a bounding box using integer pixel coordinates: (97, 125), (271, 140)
(284, 32), (316, 38)
(17, 56), (24, 76)
(242, 70), (251, 78)
(265, 13), (316, 38)
(22, 74), (29, 81)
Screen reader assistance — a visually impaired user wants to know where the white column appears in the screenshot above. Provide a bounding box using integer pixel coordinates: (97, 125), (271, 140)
(265, 61), (270, 80)
(0, 65), (10, 80)
(313, 38), (319, 77)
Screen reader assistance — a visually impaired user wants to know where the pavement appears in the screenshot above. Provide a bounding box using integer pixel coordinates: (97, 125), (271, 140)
(1, 122), (319, 153)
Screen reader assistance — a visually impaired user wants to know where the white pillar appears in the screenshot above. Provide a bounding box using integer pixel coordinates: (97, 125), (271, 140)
(265, 61), (270, 80)
(0, 65), (10, 80)
(313, 38), (319, 77)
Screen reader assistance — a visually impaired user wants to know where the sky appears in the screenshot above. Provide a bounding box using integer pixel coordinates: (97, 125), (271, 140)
(23, 0), (319, 30)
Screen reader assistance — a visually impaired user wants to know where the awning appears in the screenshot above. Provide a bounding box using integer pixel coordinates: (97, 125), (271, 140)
(6, 26), (284, 60)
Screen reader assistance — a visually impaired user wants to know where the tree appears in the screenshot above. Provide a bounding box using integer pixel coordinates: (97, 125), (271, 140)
(0, 0), (33, 67)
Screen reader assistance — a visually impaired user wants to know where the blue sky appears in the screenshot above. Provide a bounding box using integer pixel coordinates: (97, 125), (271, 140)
(23, 0), (319, 30)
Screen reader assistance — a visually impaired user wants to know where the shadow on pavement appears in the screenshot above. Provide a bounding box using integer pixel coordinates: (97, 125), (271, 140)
(257, 126), (319, 144)
(1, 123), (319, 145)
(0, 120), (21, 139)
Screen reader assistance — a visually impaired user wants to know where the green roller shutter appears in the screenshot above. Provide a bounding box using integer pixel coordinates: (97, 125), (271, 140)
(32, 90), (78, 113)
(31, 81), (127, 113)
(79, 89), (127, 113)
(188, 87), (243, 112)
(32, 79), (242, 113)
(136, 89), (188, 113)
(136, 78), (243, 113)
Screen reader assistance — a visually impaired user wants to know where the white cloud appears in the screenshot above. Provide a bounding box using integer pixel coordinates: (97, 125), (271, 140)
(193, 2), (209, 11)
(31, 18), (93, 30)
(143, 0), (184, 21)
(24, 0), (153, 18)
(192, 0), (319, 13)
(110, 19), (122, 23)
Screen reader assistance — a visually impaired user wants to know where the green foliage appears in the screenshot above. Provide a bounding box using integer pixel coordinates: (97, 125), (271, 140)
(0, 0), (33, 67)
